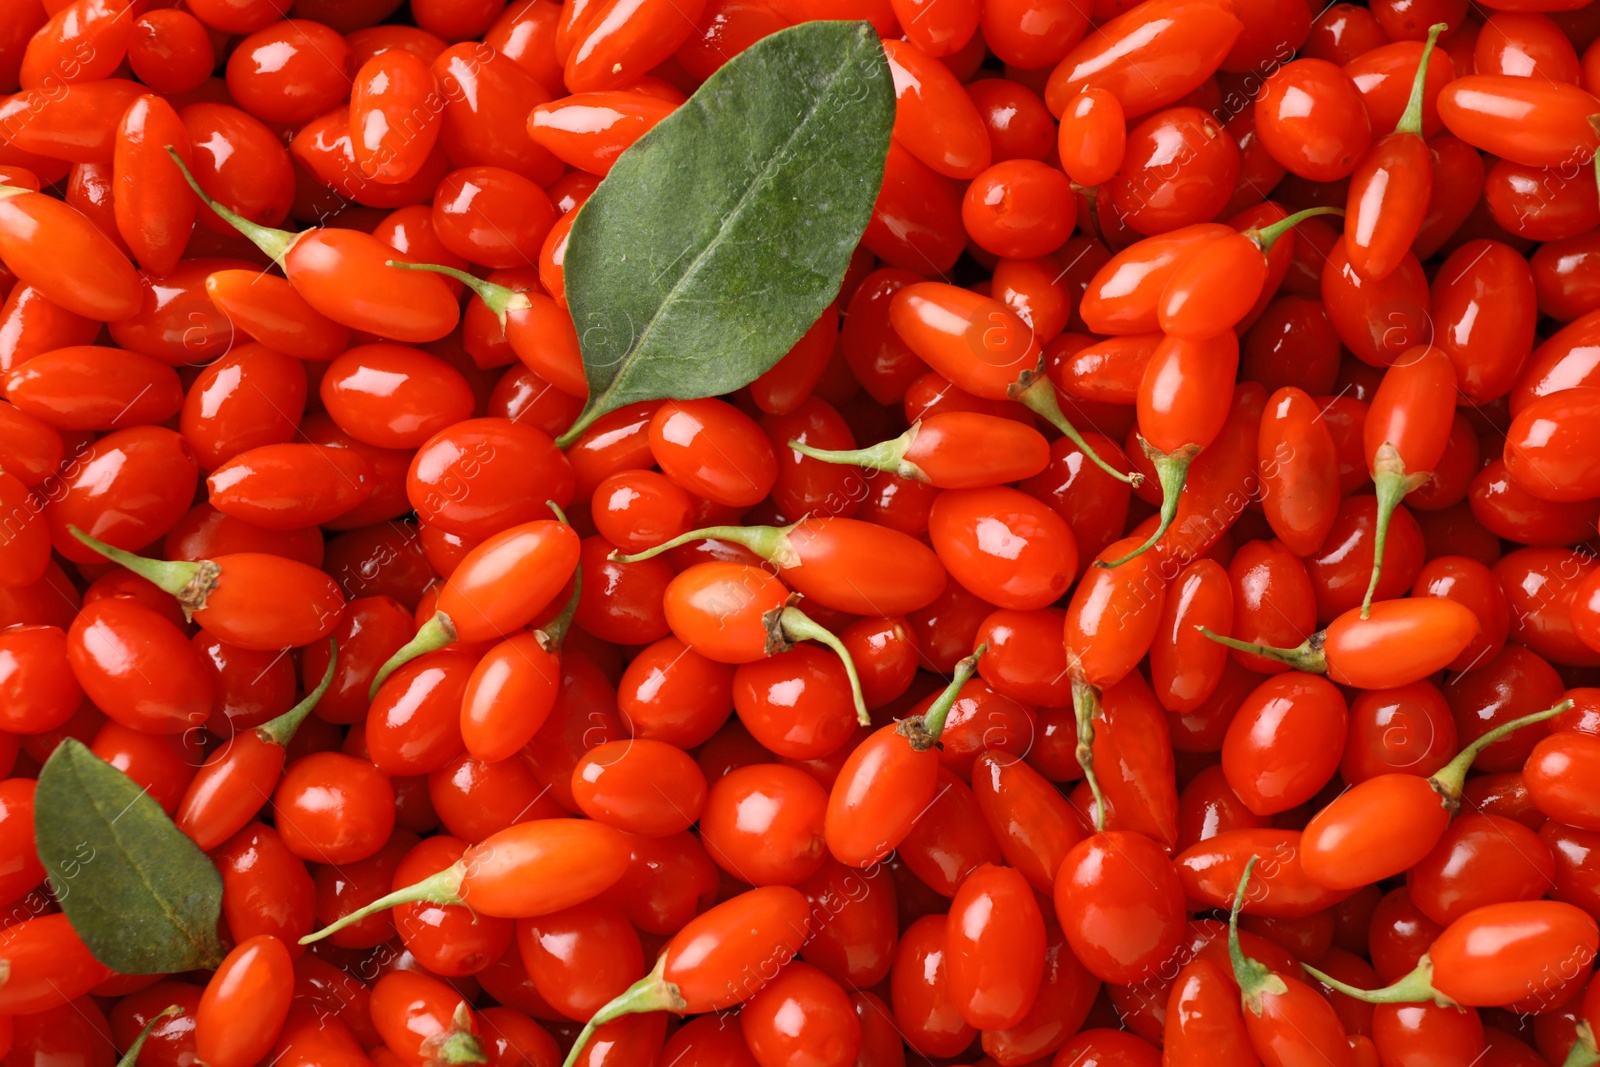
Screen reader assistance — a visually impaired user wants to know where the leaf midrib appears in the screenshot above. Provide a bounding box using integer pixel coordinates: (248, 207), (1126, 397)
(64, 745), (219, 969)
(586, 36), (865, 414)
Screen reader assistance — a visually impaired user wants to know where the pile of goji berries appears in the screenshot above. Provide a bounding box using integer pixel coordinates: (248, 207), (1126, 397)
(12, 0), (1600, 1062)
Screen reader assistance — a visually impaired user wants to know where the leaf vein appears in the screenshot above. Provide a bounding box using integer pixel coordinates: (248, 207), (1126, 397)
(586, 34), (873, 416)
(73, 756), (212, 958)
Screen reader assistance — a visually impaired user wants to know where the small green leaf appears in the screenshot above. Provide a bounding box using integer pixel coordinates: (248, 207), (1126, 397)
(559, 20), (894, 446)
(36, 740), (226, 974)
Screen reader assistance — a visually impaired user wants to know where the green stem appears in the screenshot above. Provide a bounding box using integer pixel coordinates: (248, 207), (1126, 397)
(1196, 626), (1328, 674)
(560, 953), (686, 1067)
(1592, 118), (1600, 204)
(1072, 676), (1108, 832)
(1229, 855), (1288, 1014)
(897, 644), (985, 750)
(67, 526), (203, 596)
(555, 405), (603, 451)
(369, 612), (456, 700)
(164, 146), (297, 262)
(430, 1031), (487, 1065)
(68, 525), (219, 621)
(1396, 23), (1450, 137)
(775, 606), (870, 726)
(257, 638), (337, 748)
(537, 570), (583, 651)
(612, 523), (791, 566)
(1081, 184), (1108, 248)
(299, 863), (465, 945)
(1245, 205), (1346, 255)
(117, 1005), (183, 1067)
(785, 427), (926, 482)
(426, 1003), (487, 1065)
(387, 260), (531, 327)
(1010, 368), (1141, 486)
(1564, 1023), (1600, 1067)
(1301, 955), (1446, 1006)
(1430, 699), (1573, 800)
(531, 500), (581, 649)
(1361, 443), (1429, 618)
(1096, 440), (1198, 568)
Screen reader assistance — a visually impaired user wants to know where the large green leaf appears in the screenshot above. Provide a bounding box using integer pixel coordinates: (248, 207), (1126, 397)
(558, 20), (894, 445)
(36, 740), (226, 974)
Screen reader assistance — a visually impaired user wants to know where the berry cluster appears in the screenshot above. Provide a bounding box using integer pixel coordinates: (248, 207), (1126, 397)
(7, 0), (1600, 1065)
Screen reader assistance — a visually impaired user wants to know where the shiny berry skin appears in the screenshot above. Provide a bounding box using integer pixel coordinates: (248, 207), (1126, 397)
(1058, 87), (1125, 186)
(663, 562), (788, 664)
(195, 935), (295, 1067)
(1221, 672), (1347, 816)
(67, 597), (212, 735)
(961, 160), (1075, 258)
(1176, 828), (1350, 918)
(45, 425), (198, 564)
(945, 862), (1046, 1029)
(701, 762), (828, 886)
(0, 625), (81, 734)
(272, 752), (396, 865)
(794, 858), (898, 990)
(613, 634), (732, 749)
(214, 822), (316, 951)
(428, 752), (564, 844)
(733, 645), (858, 761)
(572, 739), (707, 837)
(225, 19), (350, 125)
(590, 469), (694, 554)
(1409, 813), (1556, 926)
(127, 9), (215, 93)
(0, 913), (113, 1014)
(366, 649), (474, 776)
(434, 517), (583, 644)
(1043, 0), (1241, 121)
(1055, 831), (1186, 986)
(370, 970), (484, 1067)
(207, 443), (375, 532)
(1429, 901), (1598, 1006)
(890, 282), (1041, 398)
(928, 486), (1077, 610)
(394, 836), (514, 977)
(741, 961), (862, 1067)
(528, 91), (677, 176)
(1527, 731), (1600, 830)
(407, 417), (574, 542)
(1256, 59), (1372, 182)
(433, 166), (558, 267)
(824, 719), (940, 869)
(891, 913), (978, 1058)
(649, 398), (778, 508)
(515, 898), (640, 1023)
(302, 596), (414, 725)
(349, 48), (444, 183)
(0, 778), (44, 909)
(459, 632), (560, 762)
(1109, 106), (1239, 235)
(179, 345), (307, 471)
(1341, 681), (1457, 784)
(320, 344), (476, 450)
(185, 553), (346, 652)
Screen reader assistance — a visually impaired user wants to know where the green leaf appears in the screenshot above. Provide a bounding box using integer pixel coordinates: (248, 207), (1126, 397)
(36, 740), (226, 974)
(558, 20), (895, 446)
